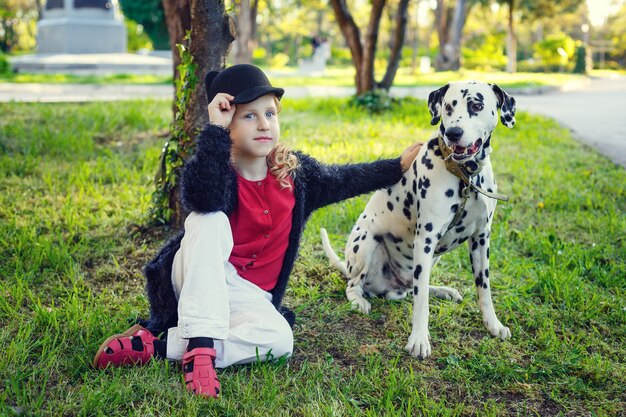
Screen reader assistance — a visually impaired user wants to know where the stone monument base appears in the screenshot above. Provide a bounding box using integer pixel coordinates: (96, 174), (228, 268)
(38, 18), (126, 54)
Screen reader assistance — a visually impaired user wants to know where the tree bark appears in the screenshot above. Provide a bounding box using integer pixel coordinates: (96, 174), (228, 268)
(186, 0), (235, 139)
(233, 0), (259, 64)
(162, 0), (192, 87)
(330, 0), (364, 93)
(161, 0), (235, 228)
(506, 0), (517, 73)
(380, 0), (409, 89)
(361, 0), (385, 93)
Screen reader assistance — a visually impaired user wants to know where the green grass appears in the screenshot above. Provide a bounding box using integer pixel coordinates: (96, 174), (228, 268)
(0, 73), (172, 85)
(1, 66), (588, 90)
(269, 67), (587, 89)
(1, 98), (624, 416)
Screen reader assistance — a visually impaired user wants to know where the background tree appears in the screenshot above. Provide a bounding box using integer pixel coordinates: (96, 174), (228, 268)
(157, 0), (235, 227)
(231, 0), (259, 64)
(119, 0), (170, 50)
(330, 0), (410, 95)
(496, 0), (585, 72)
(0, 0), (38, 53)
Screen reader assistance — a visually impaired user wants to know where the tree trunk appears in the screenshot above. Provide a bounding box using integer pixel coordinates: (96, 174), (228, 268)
(162, 0), (235, 228)
(162, 0), (192, 89)
(330, 0), (364, 93)
(233, 0), (259, 64)
(380, 0), (409, 89)
(506, 0), (517, 73)
(186, 0), (235, 140)
(361, 0), (385, 93)
(445, 0), (467, 71)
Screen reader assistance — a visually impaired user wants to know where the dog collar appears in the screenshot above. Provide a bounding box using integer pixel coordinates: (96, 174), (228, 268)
(437, 135), (509, 203)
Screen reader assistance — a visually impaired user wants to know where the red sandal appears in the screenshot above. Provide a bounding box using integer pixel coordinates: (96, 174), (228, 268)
(93, 324), (157, 369)
(182, 347), (220, 398)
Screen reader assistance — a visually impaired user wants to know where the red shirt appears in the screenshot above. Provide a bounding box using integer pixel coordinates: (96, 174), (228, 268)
(228, 170), (295, 291)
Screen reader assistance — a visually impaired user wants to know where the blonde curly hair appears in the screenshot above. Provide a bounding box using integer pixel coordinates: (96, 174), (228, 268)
(267, 97), (298, 189)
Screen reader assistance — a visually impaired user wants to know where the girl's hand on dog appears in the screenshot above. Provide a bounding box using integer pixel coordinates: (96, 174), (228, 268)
(208, 93), (236, 128)
(400, 142), (423, 172)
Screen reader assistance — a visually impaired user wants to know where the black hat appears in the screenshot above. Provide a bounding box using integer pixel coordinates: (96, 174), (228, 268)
(205, 64), (284, 105)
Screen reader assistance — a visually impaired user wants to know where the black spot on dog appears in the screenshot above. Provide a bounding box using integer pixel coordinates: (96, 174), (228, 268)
(413, 286), (418, 295)
(479, 238), (485, 246)
(445, 189), (454, 198)
(452, 99), (457, 106)
(387, 201), (394, 211)
(403, 208), (411, 220)
(412, 180), (417, 194)
(485, 268), (489, 278)
(487, 248), (490, 258)
(425, 223), (433, 232)
(421, 154), (434, 170)
(361, 234), (367, 241)
(434, 147), (442, 157)
(471, 240), (478, 251)
(421, 188), (427, 199)
(455, 226), (465, 233)
(382, 263), (389, 274)
(483, 282), (488, 289)
(414, 264), (422, 279)
(387, 233), (402, 244)
(475, 274), (483, 287)
(401, 177), (407, 186)
(396, 196), (400, 202)
(374, 235), (383, 243)
(425, 237), (431, 245)
(353, 245), (360, 253)
(404, 193), (414, 208)
(387, 188), (392, 195)
(450, 204), (459, 213)
(353, 236), (360, 243)
(424, 246), (431, 254)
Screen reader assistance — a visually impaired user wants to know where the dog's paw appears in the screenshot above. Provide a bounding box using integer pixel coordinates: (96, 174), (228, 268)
(442, 288), (462, 303)
(351, 298), (371, 314)
(405, 332), (431, 359)
(486, 321), (511, 340)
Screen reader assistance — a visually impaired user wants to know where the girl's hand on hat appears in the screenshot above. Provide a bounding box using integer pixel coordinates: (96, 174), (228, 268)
(400, 142), (423, 172)
(208, 93), (236, 128)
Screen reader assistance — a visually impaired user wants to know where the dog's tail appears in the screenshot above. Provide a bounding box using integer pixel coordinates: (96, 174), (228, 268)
(320, 228), (349, 277)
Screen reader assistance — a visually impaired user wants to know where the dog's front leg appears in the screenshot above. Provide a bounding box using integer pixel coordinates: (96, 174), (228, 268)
(469, 234), (511, 340)
(405, 235), (435, 359)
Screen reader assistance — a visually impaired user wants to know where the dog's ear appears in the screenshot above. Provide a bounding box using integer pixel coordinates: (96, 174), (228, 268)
(427, 84), (449, 126)
(490, 83), (516, 128)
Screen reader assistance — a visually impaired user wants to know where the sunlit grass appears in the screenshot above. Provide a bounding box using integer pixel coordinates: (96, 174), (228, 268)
(0, 98), (624, 416)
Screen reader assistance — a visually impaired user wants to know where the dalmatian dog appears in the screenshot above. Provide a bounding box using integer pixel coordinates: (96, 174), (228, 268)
(320, 81), (516, 359)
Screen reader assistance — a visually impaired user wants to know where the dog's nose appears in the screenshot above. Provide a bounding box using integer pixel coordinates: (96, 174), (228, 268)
(445, 127), (464, 143)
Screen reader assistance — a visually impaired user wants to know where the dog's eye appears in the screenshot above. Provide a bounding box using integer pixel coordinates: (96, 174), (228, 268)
(471, 102), (484, 112)
(445, 104), (453, 112)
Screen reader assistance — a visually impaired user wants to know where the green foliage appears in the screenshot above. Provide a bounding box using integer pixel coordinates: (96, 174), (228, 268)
(0, 51), (10, 74)
(0, 0), (38, 53)
(533, 33), (576, 71)
(269, 52), (290, 69)
(573, 44), (588, 74)
(1, 97), (625, 415)
(349, 88), (397, 114)
(462, 32), (507, 71)
(148, 32), (197, 225)
(125, 19), (154, 53)
(118, 0), (170, 50)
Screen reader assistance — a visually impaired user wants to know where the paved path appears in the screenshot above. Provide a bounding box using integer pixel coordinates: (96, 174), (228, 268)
(514, 75), (626, 168)
(1, 77), (624, 167)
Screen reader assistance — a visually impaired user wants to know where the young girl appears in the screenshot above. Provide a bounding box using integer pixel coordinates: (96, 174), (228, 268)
(93, 64), (421, 398)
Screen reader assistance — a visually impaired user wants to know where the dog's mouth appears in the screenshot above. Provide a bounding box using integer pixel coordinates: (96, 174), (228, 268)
(450, 138), (483, 160)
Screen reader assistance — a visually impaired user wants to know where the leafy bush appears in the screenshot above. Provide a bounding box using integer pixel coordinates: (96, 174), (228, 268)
(533, 33), (576, 70)
(252, 47), (267, 66)
(269, 52), (290, 69)
(0, 52), (11, 74)
(349, 89), (397, 114)
(328, 46), (352, 66)
(125, 19), (154, 53)
(463, 32), (507, 71)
